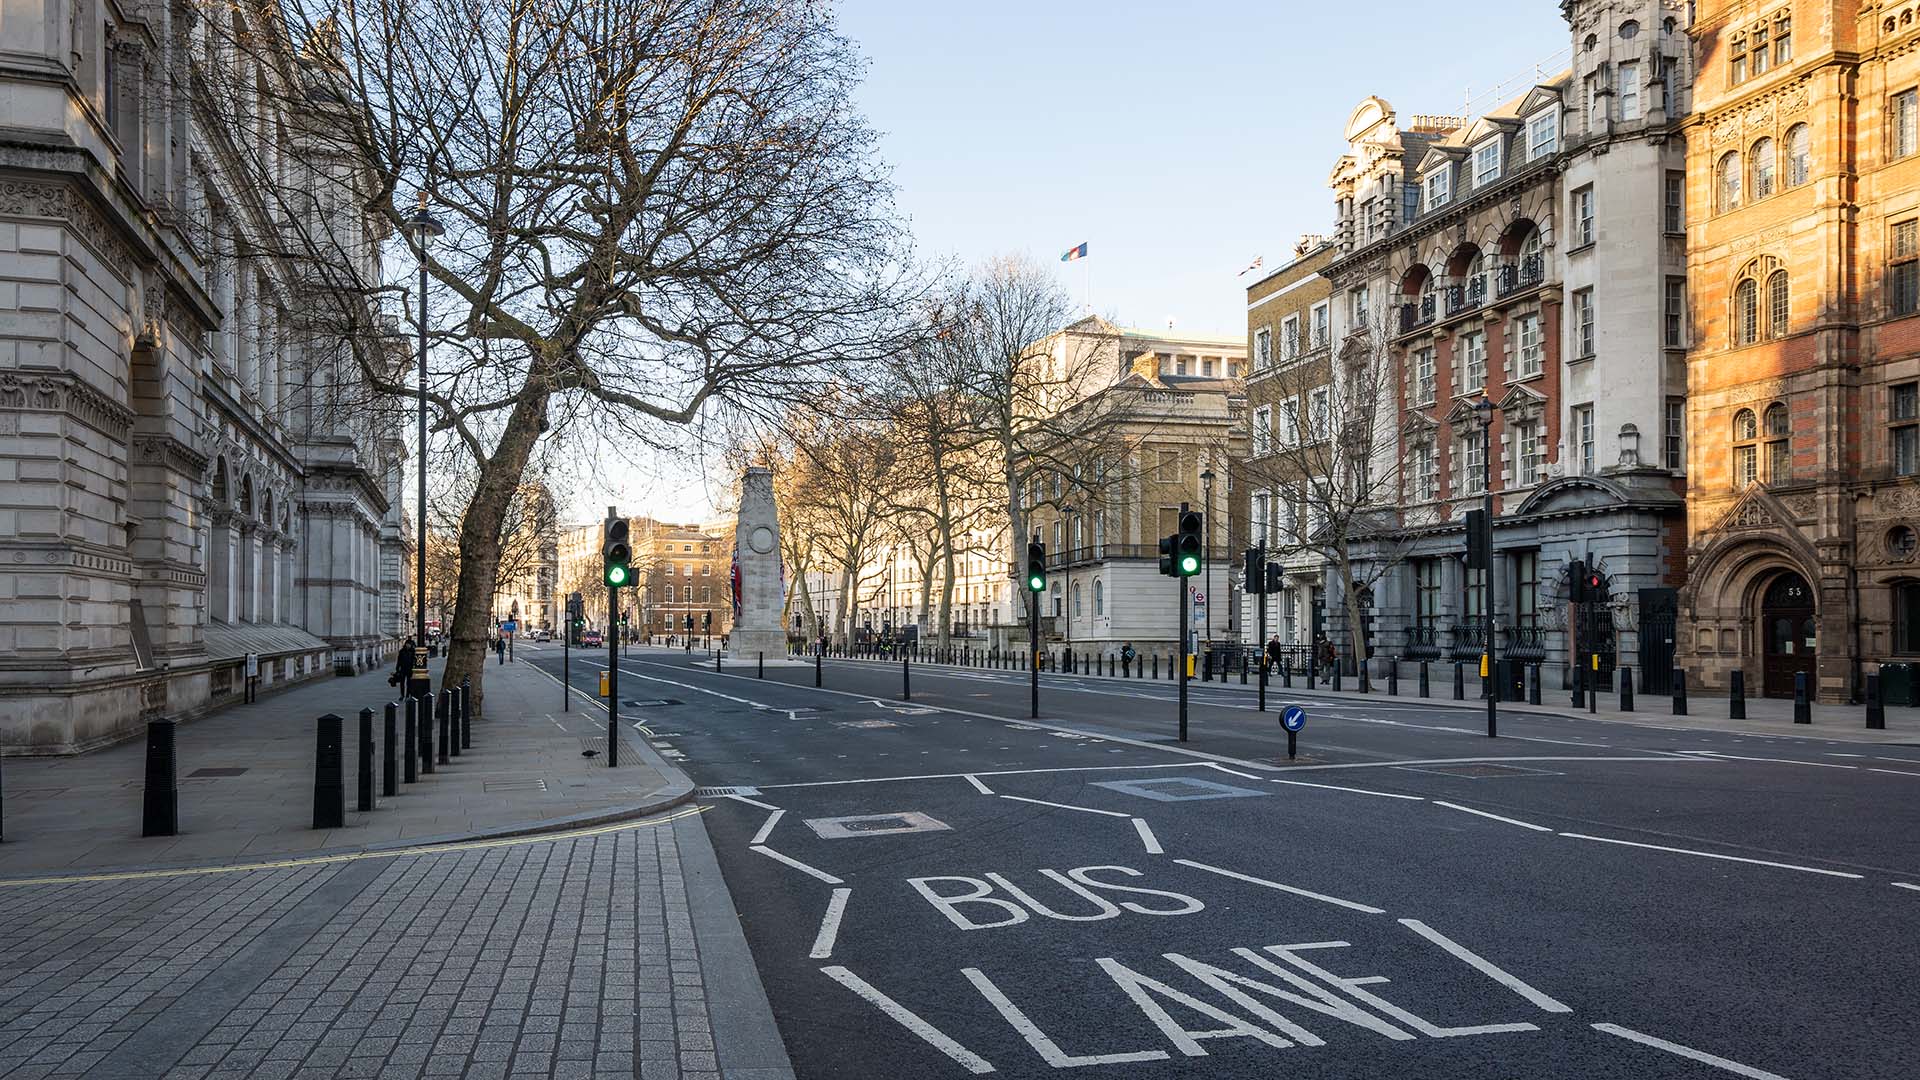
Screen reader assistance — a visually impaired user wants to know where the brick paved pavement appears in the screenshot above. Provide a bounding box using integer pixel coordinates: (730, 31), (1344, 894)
(0, 809), (789, 1080)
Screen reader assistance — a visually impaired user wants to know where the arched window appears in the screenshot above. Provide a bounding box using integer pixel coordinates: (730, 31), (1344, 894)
(1785, 124), (1810, 186)
(1763, 402), (1791, 482)
(1093, 578), (1104, 617)
(1734, 408), (1758, 440)
(1521, 227), (1543, 263)
(1072, 581), (1083, 617)
(1767, 270), (1790, 337)
(1734, 278), (1760, 344)
(1750, 138), (1776, 198)
(1718, 151), (1743, 211)
(1732, 408), (1759, 488)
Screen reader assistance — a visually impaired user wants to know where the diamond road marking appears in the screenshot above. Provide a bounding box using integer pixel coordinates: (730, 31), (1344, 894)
(1091, 776), (1270, 802)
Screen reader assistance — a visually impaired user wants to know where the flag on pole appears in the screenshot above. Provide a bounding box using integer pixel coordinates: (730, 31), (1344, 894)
(1060, 242), (1089, 262)
(1238, 255), (1264, 277)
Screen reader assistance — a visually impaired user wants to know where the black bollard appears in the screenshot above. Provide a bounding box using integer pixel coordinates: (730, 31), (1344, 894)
(816, 647), (823, 688)
(461, 680), (472, 750)
(1388, 667), (1398, 696)
(357, 708), (376, 812)
(1453, 662), (1465, 700)
(383, 702), (399, 797)
(1283, 657), (1293, 689)
(1528, 664), (1542, 705)
(1240, 657), (1248, 685)
(1619, 667), (1635, 713)
(1152, 653), (1159, 679)
(418, 690), (435, 774)
(1793, 671), (1811, 723)
(403, 696), (418, 783)
(903, 657), (912, 701)
(759, 652), (765, 679)
(1307, 652), (1317, 688)
(141, 718), (179, 837)
(445, 688), (460, 759)
(314, 713), (345, 830)
(1573, 664), (1585, 709)
(1867, 673), (1886, 729)
(1418, 661), (1429, 698)
(1730, 669), (1747, 719)
(1359, 666), (1370, 694)
(1333, 664), (1343, 692)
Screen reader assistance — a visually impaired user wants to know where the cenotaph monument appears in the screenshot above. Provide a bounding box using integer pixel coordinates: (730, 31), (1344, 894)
(725, 466), (791, 662)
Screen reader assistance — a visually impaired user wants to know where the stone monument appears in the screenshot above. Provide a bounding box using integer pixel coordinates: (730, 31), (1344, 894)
(725, 466), (789, 662)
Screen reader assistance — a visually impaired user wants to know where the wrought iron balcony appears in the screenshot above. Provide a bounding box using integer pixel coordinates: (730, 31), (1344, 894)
(1495, 254), (1545, 298)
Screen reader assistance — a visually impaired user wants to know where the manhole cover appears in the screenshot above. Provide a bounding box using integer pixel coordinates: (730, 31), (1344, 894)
(807, 811), (951, 839)
(1393, 762), (1561, 779)
(187, 767), (248, 778)
(1092, 776), (1268, 802)
(835, 720), (897, 729)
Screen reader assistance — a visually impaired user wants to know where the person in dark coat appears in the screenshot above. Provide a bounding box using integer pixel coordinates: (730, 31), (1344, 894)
(391, 637), (416, 688)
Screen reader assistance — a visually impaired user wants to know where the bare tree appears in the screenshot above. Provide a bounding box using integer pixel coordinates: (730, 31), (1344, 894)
(214, 0), (910, 712)
(1245, 310), (1408, 670)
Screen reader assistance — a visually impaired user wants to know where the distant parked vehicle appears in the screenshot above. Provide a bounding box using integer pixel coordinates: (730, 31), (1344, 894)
(583, 630), (603, 647)
(532, 629), (552, 642)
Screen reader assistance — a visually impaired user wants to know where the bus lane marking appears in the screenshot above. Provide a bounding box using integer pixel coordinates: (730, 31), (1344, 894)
(820, 965), (995, 1074)
(1172, 859), (1386, 915)
(809, 888), (852, 960)
(750, 845), (844, 884)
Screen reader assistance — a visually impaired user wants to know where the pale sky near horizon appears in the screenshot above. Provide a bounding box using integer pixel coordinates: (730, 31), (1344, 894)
(574, 0), (1572, 525)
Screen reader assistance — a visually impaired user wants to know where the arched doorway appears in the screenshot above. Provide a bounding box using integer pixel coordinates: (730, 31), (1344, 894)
(1759, 571), (1817, 698)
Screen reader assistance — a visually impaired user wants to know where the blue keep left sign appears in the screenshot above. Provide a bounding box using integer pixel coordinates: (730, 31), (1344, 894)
(1281, 705), (1307, 732)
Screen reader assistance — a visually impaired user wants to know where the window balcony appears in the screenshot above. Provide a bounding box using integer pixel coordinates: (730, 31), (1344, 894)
(1495, 254), (1545, 298)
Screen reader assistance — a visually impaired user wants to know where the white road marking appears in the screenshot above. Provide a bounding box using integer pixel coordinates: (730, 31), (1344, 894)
(1285, 755), (1708, 772)
(1431, 801), (1552, 833)
(750, 845), (845, 884)
(999, 795), (1131, 818)
(1131, 818), (1163, 854)
(962, 967), (1169, 1067)
(1399, 919), (1570, 1012)
(1591, 1022), (1792, 1080)
(1679, 751), (1854, 769)
(1173, 859), (1385, 914)
(1269, 777), (1426, 800)
(963, 774), (994, 795)
(1868, 767), (1920, 778)
(1558, 833), (1863, 879)
(755, 762), (1195, 790)
(1892, 882), (1920, 893)
(821, 965), (995, 1074)
(809, 888), (852, 959)
(749, 809), (785, 846)
(1201, 763), (1267, 781)
(721, 793), (780, 811)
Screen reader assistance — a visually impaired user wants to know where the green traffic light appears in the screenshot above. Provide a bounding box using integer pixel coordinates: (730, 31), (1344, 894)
(1180, 556), (1199, 574)
(607, 565), (629, 586)
(1027, 575), (1044, 592)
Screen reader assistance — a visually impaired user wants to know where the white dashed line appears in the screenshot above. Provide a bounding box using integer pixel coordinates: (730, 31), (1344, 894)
(720, 793), (780, 811)
(963, 774), (994, 795)
(748, 809), (785, 846)
(998, 795), (1131, 818)
(808, 888), (852, 959)
(1399, 919), (1570, 1012)
(750, 845), (844, 884)
(1591, 1022), (1791, 1079)
(1269, 778), (1425, 800)
(821, 966), (995, 1074)
(1892, 882), (1920, 893)
(1131, 818), (1163, 854)
(1202, 763), (1267, 781)
(1558, 833), (1863, 879)
(1431, 801), (1552, 832)
(1173, 859), (1385, 914)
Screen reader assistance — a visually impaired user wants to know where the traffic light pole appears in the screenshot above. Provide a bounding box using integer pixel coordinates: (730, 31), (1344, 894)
(1256, 561), (1268, 714)
(607, 584), (619, 767)
(1177, 569), (1189, 742)
(562, 617), (569, 713)
(1029, 589), (1039, 719)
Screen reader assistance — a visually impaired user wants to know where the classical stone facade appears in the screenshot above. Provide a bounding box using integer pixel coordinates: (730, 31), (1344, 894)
(1318, 0), (1694, 691)
(558, 517), (733, 639)
(0, 2), (406, 752)
(1678, 0), (1920, 701)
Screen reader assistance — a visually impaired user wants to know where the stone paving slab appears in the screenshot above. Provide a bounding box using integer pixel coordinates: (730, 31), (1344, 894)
(0, 658), (689, 875)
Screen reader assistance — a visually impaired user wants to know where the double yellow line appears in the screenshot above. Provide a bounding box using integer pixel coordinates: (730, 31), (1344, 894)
(0, 805), (706, 889)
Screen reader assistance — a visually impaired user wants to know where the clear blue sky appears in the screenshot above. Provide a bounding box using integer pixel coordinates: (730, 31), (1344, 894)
(837, 0), (1571, 334)
(600, 1), (1574, 523)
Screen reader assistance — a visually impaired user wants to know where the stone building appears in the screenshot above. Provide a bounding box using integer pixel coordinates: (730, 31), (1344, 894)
(490, 485), (557, 634)
(1241, 238), (1336, 648)
(0, 1), (407, 752)
(557, 517), (733, 640)
(1678, 0), (1920, 701)
(1320, 0), (1693, 691)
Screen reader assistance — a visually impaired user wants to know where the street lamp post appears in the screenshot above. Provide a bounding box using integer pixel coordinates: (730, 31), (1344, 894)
(1200, 468), (1215, 645)
(1475, 396), (1498, 736)
(405, 195), (443, 679)
(1060, 504), (1074, 654)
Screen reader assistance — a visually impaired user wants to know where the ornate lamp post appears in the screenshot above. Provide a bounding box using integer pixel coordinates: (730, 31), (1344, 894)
(405, 195), (443, 671)
(1475, 395), (1498, 732)
(1200, 467), (1216, 643)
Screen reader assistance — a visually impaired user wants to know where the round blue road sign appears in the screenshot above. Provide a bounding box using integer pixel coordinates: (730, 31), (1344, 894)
(1281, 705), (1306, 732)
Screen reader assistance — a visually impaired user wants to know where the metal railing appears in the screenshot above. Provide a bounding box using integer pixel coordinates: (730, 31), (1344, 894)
(1495, 254), (1545, 297)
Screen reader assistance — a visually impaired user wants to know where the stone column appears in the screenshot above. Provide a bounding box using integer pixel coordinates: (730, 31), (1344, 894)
(209, 510), (234, 624)
(237, 521), (258, 622)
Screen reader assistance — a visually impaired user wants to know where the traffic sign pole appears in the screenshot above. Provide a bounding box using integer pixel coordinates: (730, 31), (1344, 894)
(1281, 705), (1306, 761)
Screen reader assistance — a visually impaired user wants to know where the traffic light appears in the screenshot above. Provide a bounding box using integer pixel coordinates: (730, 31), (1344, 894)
(1159, 535), (1176, 576)
(1265, 562), (1284, 595)
(1175, 510), (1203, 577)
(602, 517), (632, 588)
(1244, 547), (1265, 594)
(1464, 509), (1489, 570)
(1026, 542), (1047, 592)
(1569, 559), (1588, 603)
(684, 614), (694, 631)
(704, 611), (712, 630)
(1586, 566), (1609, 602)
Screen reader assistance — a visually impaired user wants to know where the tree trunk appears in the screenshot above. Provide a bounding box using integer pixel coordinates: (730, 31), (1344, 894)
(443, 387), (551, 718)
(1334, 546), (1371, 677)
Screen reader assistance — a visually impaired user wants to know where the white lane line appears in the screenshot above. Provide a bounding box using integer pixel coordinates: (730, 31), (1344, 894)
(963, 774), (994, 795)
(1558, 833), (1863, 879)
(750, 845), (845, 884)
(754, 762), (1196, 790)
(1286, 755), (1707, 772)
(721, 793), (780, 811)
(749, 809), (786, 846)
(617, 666), (770, 708)
(1131, 818), (1164, 854)
(809, 888), (852, 959)
(1892, 882), (1920, 893)
(1431, 801), (1552, 833)
(821, 965), (995, 1075)
(1399, 919), (1570, 1013)
(1680, 751), (1855, 769)
(1868, 767), (1920, 778)
(998, 795), (1131, 818)
(1202, 763), (1267, 781)
(1270, 777), (1425, 800)
(962, 968), (1168, 1067)
(1173, 858), (1385, 914)
(1591, 1022), (1792, 1080)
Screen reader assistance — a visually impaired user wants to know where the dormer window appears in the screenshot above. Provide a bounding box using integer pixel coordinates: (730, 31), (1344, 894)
(1527, 110), (1558, 160)
(1473, 139), (1502, 186)
(1424, 167), (1450, 211)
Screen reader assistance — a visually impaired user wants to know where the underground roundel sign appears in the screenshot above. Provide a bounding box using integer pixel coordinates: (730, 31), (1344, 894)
(1281, 705), (1307, 732)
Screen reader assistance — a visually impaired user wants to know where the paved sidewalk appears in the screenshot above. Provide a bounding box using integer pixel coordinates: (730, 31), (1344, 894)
(0, 657), (689, 875)
(821, 650), (1920, 744)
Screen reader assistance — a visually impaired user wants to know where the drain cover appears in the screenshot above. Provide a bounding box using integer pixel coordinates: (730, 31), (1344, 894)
(188, 767), (248, 778)
(696, 786), (761, 797)
(807, 811), (951, 839)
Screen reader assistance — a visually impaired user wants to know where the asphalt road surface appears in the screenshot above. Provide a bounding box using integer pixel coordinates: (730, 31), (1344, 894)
(522, 642), (1920, 1080)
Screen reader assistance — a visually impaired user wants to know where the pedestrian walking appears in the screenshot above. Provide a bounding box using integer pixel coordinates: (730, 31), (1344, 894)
(1121, 642), (1136, 677)
(1265, 634), (1283, 675)
(392, 636), (416, 689)
(1316, 633), (1336, 685)
(494, 635), (506, 665)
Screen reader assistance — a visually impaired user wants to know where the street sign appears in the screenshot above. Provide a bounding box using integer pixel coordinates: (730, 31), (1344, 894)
(1192, 591), (1206, 606)
(503, 620), (518, 636)
(1281, 705), (1306, 732)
